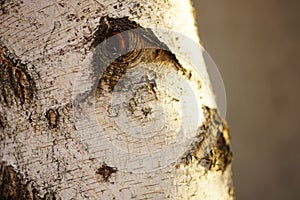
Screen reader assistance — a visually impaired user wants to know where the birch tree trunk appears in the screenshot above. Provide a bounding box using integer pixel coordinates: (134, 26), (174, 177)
(0, 0), (234, 199)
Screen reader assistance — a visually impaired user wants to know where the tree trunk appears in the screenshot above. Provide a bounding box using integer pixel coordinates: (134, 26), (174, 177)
(0, 0), (234, 199)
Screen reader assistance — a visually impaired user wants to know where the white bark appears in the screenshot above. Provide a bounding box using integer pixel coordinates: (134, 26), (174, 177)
(0, 0), (234, 199)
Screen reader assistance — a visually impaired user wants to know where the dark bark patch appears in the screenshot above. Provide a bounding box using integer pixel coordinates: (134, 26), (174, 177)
(199, 130), (232, 172)
(91, 16), (140, 49)
(45, 109), (59, 129)
(84, 16), (189, 101)
(91, 16), (187, 73)
(0, 0), (7, 14)
(178, 106), (233, 172)
(66, 13), (77, 22)
(58, 2), (65, 8)
(0, 162), (59, 200)
(0, 114), (7, 130)
(0, 43), (36, 106)
(0, 0), (21, 15)
(96, 162), (118, 182)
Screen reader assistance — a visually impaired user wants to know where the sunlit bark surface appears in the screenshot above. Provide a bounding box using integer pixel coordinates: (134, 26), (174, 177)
(0, 0), (234, 199)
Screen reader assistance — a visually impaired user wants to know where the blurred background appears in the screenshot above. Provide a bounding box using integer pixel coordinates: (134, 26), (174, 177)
(192, 0), (300, 199)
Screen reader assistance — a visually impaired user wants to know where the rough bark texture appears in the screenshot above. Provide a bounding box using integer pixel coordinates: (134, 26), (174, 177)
(0, 0), (234, 199)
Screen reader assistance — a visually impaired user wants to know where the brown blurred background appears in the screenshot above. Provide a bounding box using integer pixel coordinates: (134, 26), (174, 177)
(192, 0), (300, 199)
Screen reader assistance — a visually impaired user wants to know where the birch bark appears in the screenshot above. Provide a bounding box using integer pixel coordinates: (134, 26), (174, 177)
(0, 0), (234, 199)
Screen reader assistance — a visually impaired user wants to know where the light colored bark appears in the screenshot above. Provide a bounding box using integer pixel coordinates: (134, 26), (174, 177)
(0, 0), (234, 199)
